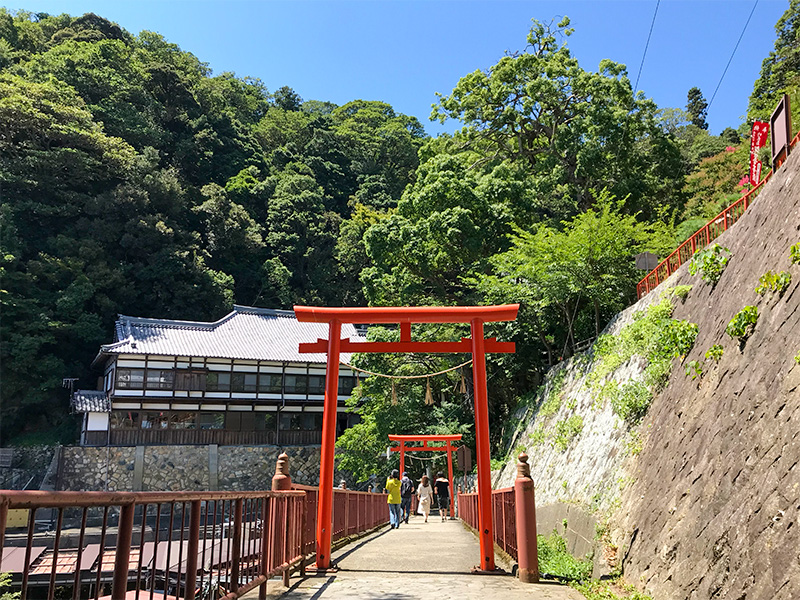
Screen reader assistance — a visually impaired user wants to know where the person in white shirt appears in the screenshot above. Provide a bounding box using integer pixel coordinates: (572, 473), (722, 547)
(416, 475), (434, 523)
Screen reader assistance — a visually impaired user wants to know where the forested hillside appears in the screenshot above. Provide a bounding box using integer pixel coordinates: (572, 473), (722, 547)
(1, 6), (796, 450)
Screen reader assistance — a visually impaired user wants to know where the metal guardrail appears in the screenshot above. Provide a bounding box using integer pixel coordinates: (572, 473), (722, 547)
(458, 487), (518, 561)
(637, 129), (800, 299)
(291, 485), (388, 555)
(0, 487), (388, 600)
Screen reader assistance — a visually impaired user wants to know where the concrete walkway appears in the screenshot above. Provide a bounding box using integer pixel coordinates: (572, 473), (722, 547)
(259, 514), (585, 600)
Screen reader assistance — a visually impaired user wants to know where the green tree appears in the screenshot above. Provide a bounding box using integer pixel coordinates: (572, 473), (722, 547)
(749, 0), (800, 130)
(273, 85), (303, 111)
(686, 87), (708, 130)
(264, 163), (340, 304)
(432, 17), (684, 221)
(478, 191), (667, 360)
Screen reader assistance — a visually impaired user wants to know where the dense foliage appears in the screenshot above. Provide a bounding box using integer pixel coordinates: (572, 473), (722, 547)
(0, 9), (423, 441)
(0, 6), (791, 466)
(749, 0), (800, 131)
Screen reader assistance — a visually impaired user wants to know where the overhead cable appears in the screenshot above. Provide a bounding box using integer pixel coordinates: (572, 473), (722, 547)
(707, 0), (759, 110)
(634, 0), (661, 94)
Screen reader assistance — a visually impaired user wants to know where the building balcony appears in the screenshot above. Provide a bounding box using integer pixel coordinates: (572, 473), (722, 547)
(82, 428), (323, 447)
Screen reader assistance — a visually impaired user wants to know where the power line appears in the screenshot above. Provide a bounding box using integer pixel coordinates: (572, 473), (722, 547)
(708, 0), (759, 110)
(634, 0), (661, 94)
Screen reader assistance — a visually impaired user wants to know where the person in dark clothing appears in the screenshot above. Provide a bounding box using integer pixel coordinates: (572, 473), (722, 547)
(433, 472), (451, 521)
(399, 471), (415, 524)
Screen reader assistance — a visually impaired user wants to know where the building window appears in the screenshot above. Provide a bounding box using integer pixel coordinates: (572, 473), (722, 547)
(284, 374), (308, 394)
(206, 372), (231, 391)
(230, 373), (258, 392)
(170, 412), (196, 429)
(279, 413), (322, 431)
(279, 413), (302, 430)
(338, 376), (357, 396)
(264, 413), (276, 430)
(175, 370), (206, 391)
(308, 375), (325, 395)
(198, 412), (225, 429)
(141, 412), (169, 429)
(145, 369), (175, 390)
(116, 368), (145, 390)
(258, 374), (283, 393)
(110, 411), (139, 429)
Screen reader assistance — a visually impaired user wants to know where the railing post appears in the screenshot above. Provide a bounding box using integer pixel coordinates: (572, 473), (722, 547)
(0, 500), (7, 571)
(272, 453), (292, 491)
(112, 502), (135, 600)
(259, 496), (270, 600)
(343, 491), (349, 539)
(231, 499), (243, 592)
(300, 493), (307, 576)
(283, 496), (291, 587)
(514, 453), (539, 583)
(183, 500), (201, 600)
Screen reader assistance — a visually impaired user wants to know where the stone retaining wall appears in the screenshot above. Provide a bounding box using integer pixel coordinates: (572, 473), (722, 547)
(58, 444), (352, 492)
(0, 446), (57, 490)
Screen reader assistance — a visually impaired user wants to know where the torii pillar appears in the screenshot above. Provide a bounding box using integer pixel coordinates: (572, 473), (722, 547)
(295, 304), (519, 572)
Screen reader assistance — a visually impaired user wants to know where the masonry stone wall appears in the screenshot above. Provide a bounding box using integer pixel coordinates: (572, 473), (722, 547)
(58, 444), (350, 492)
(60, 446), (136, 491)
(0, 445), (57, 490)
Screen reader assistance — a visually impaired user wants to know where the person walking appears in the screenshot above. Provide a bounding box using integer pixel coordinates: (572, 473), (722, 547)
(433, 472), (451, 521)
(399, 471), (415, 524)
(416, 475), (434, 523)
(385, 469), (402, 529)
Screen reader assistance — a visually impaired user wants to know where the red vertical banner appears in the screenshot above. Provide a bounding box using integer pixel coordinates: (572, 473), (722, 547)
(750, 120), (770, 185)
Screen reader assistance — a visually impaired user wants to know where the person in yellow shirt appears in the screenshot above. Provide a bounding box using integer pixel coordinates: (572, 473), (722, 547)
(385, 469), (402, 529)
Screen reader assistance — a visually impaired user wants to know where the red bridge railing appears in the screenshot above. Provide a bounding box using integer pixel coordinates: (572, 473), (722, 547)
(291, 485), (387, 555)
(458, 487), (518, 561)
(0, 487), (387, 600)
(637, 129), (800, 299)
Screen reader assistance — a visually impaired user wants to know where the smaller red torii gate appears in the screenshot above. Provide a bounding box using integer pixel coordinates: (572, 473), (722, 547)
(388, 434), (462, 517)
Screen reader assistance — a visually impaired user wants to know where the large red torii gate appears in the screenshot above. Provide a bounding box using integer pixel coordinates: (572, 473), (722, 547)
(294, 304), (519, 572)
(388, 433), (462, 517)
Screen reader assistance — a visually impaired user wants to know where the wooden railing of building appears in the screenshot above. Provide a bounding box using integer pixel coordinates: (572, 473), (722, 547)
(83, 429), (323, 447)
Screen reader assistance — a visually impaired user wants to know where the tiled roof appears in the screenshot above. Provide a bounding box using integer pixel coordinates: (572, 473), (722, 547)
(71, 390), (111, 413)
(97, 306), (363, 364)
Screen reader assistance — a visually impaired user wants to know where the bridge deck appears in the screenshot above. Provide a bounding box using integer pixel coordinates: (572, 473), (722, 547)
(261, 515), (585, 600)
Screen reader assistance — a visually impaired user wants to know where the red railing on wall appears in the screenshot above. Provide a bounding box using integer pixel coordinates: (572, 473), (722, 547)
(291, 484), (387, 555)
(458, 488), (517, 561)
(637, 129), (800, 299)
(0, 487), (387, 600)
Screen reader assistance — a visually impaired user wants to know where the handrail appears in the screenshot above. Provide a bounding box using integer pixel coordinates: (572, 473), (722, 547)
(637, 130), (798, 299)
(458, 488), (517, 561)
(0, 485), (388, 600)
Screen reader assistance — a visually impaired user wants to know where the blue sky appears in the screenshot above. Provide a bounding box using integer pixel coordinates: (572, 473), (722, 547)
(5, 0), (790, 135)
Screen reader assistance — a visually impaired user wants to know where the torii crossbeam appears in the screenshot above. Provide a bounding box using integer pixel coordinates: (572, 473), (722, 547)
(294, 304), (519, 572)
(388, 434), (462, 517)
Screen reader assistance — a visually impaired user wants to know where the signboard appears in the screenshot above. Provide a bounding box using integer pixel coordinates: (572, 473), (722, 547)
(770, 94), (792, 169)
(634, 252), (659, 271)
(455, 445), (472, 471)
(749, 120), (769, 185)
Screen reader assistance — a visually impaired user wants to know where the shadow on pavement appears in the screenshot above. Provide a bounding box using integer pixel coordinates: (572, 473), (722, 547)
(333, 527), (391, 563)
(337, 568), (509, 577)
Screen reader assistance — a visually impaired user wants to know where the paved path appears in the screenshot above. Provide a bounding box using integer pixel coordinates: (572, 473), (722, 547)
(259, 515), (585, 600)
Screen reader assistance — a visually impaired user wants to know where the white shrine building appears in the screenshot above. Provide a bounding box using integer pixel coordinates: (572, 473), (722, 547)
(71, 306), (362, 446)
